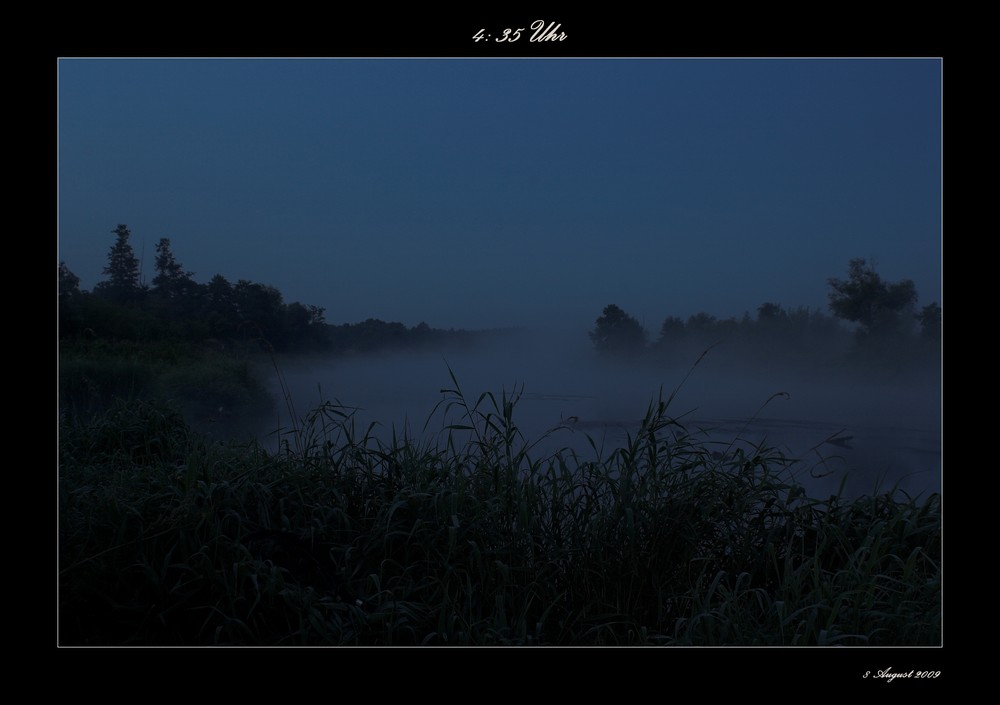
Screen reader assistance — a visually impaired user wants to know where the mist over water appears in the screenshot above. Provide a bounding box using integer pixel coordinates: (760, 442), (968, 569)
(261, 328), (941, 501)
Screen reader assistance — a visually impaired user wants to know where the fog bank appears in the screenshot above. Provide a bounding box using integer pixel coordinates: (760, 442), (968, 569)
(261, 328), (940, 500)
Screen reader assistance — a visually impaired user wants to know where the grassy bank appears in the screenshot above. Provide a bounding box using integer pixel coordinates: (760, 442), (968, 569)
(58, 374), (940, 646)
(59, 338), (274, 438)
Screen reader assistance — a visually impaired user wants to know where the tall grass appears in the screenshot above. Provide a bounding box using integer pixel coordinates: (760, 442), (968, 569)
(59, 368), (940, 646)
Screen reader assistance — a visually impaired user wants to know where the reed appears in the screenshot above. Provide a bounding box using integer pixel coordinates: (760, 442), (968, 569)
(59, 368), (940, 645)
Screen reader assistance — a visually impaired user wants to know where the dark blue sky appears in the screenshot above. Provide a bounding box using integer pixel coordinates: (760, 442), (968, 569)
(58, 58), (941, 331)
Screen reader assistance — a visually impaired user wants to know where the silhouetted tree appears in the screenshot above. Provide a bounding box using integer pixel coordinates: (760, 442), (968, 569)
(658, 316), (685, 344)
(756, 302), (786, 322)
(205, 274), (235, 311)
(58, 261), (84, 337)
(827, 258), (917, 337)
(916, 302), (942, 342)
(152, 238), (195, 300)
(590, 304), (647, 355)
(198, 274), (235, 337)
(686, 312), (718, 333)
(306, 305), (325, 325)
(58, 261), (81, 301)
(279, 302), (328, 349)
(233, 280), (285, 346)
(95, 224), (142, 303)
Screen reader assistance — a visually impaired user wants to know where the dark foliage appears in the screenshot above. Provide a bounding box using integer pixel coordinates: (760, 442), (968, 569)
(827, 258), (918, 336)
(590, 304), (648, 356)
(94, 224), (144, 304)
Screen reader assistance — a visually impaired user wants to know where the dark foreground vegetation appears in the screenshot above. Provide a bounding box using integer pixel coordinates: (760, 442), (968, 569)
(58, 225), (941, 645)
(59, 374), (940, 646)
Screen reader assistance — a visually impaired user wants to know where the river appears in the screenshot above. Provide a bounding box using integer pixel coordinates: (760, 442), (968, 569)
(262, 335), (941, 501)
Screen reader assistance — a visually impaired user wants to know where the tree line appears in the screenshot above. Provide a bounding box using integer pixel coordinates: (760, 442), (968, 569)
(58, 224), (481, 354)
(590, 258), (941, 367)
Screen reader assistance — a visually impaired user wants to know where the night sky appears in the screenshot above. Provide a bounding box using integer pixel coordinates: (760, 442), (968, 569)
(58, 57), (941, 332)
